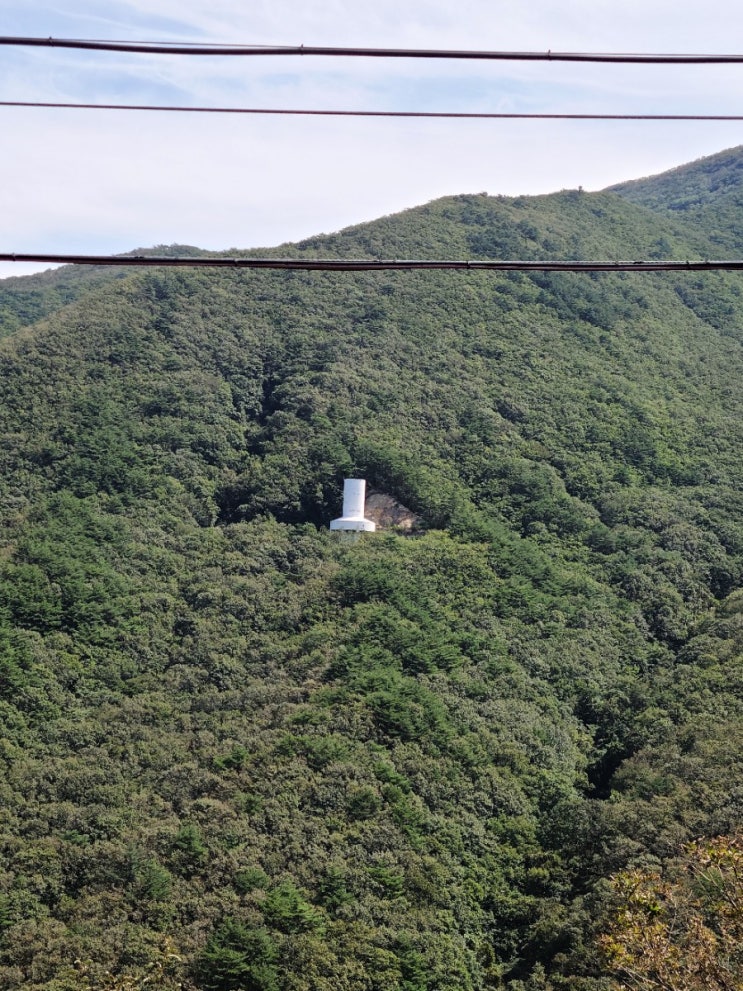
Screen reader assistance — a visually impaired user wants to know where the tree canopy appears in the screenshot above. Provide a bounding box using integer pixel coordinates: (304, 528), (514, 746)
(0, 146), (742, 989)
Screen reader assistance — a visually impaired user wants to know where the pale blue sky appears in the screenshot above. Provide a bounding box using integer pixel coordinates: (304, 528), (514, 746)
(2, 0), (743, 278)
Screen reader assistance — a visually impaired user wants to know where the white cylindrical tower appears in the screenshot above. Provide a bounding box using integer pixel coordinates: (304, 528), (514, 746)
(341, 478), (366, 520)
(330, 479), (376, 532)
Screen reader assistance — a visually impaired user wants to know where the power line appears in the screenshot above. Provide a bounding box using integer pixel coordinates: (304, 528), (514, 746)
(3, 100), (743, 121)
(3, 36), (743, 63)
(3, 253), (743, 272)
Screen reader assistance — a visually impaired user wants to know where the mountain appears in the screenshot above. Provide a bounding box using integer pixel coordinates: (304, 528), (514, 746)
(609, 143), (743, 252)
(0, 150), (742, 991)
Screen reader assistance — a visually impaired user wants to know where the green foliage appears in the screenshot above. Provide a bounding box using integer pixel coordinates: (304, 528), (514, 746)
(316, 866), (354, 912)
(1, 150), (743, 990)
(263, 881), (326, 935)
(195, 920), (279, 991)
(346, 786), (382, 820)
(234, 867), (269, 894)
(397, 944), (429, 991)
(171, 823), (207, 866)
(132, 856), (172, 902)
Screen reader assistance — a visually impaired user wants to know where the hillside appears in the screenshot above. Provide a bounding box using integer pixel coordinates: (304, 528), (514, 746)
(0, 153), (742, 990)
(609, 143), (743, 252)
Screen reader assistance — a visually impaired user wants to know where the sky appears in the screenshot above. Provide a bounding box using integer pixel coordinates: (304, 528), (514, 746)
(2, 0), (743, 279)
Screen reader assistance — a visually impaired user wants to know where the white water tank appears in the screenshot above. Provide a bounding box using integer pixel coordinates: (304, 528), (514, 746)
(330, 479), (376, 532)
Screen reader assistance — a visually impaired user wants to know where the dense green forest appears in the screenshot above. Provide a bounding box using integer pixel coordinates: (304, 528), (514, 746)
(0, 146), (742, 990)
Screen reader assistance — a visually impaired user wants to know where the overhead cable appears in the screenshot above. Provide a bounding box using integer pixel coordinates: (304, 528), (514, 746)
(3, 254), (743, 272)
(3, 36), (743, 63)
(3, 100), (743, 121)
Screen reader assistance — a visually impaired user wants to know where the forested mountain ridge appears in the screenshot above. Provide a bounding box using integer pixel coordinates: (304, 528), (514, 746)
(0, 147), (742, 990)
(609, 143), (743, 252)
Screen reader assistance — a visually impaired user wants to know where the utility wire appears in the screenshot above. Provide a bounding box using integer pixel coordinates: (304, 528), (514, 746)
(3, 36), (743, 63)
(3, 254), (743, 272)
(2, 100), (743, 121)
